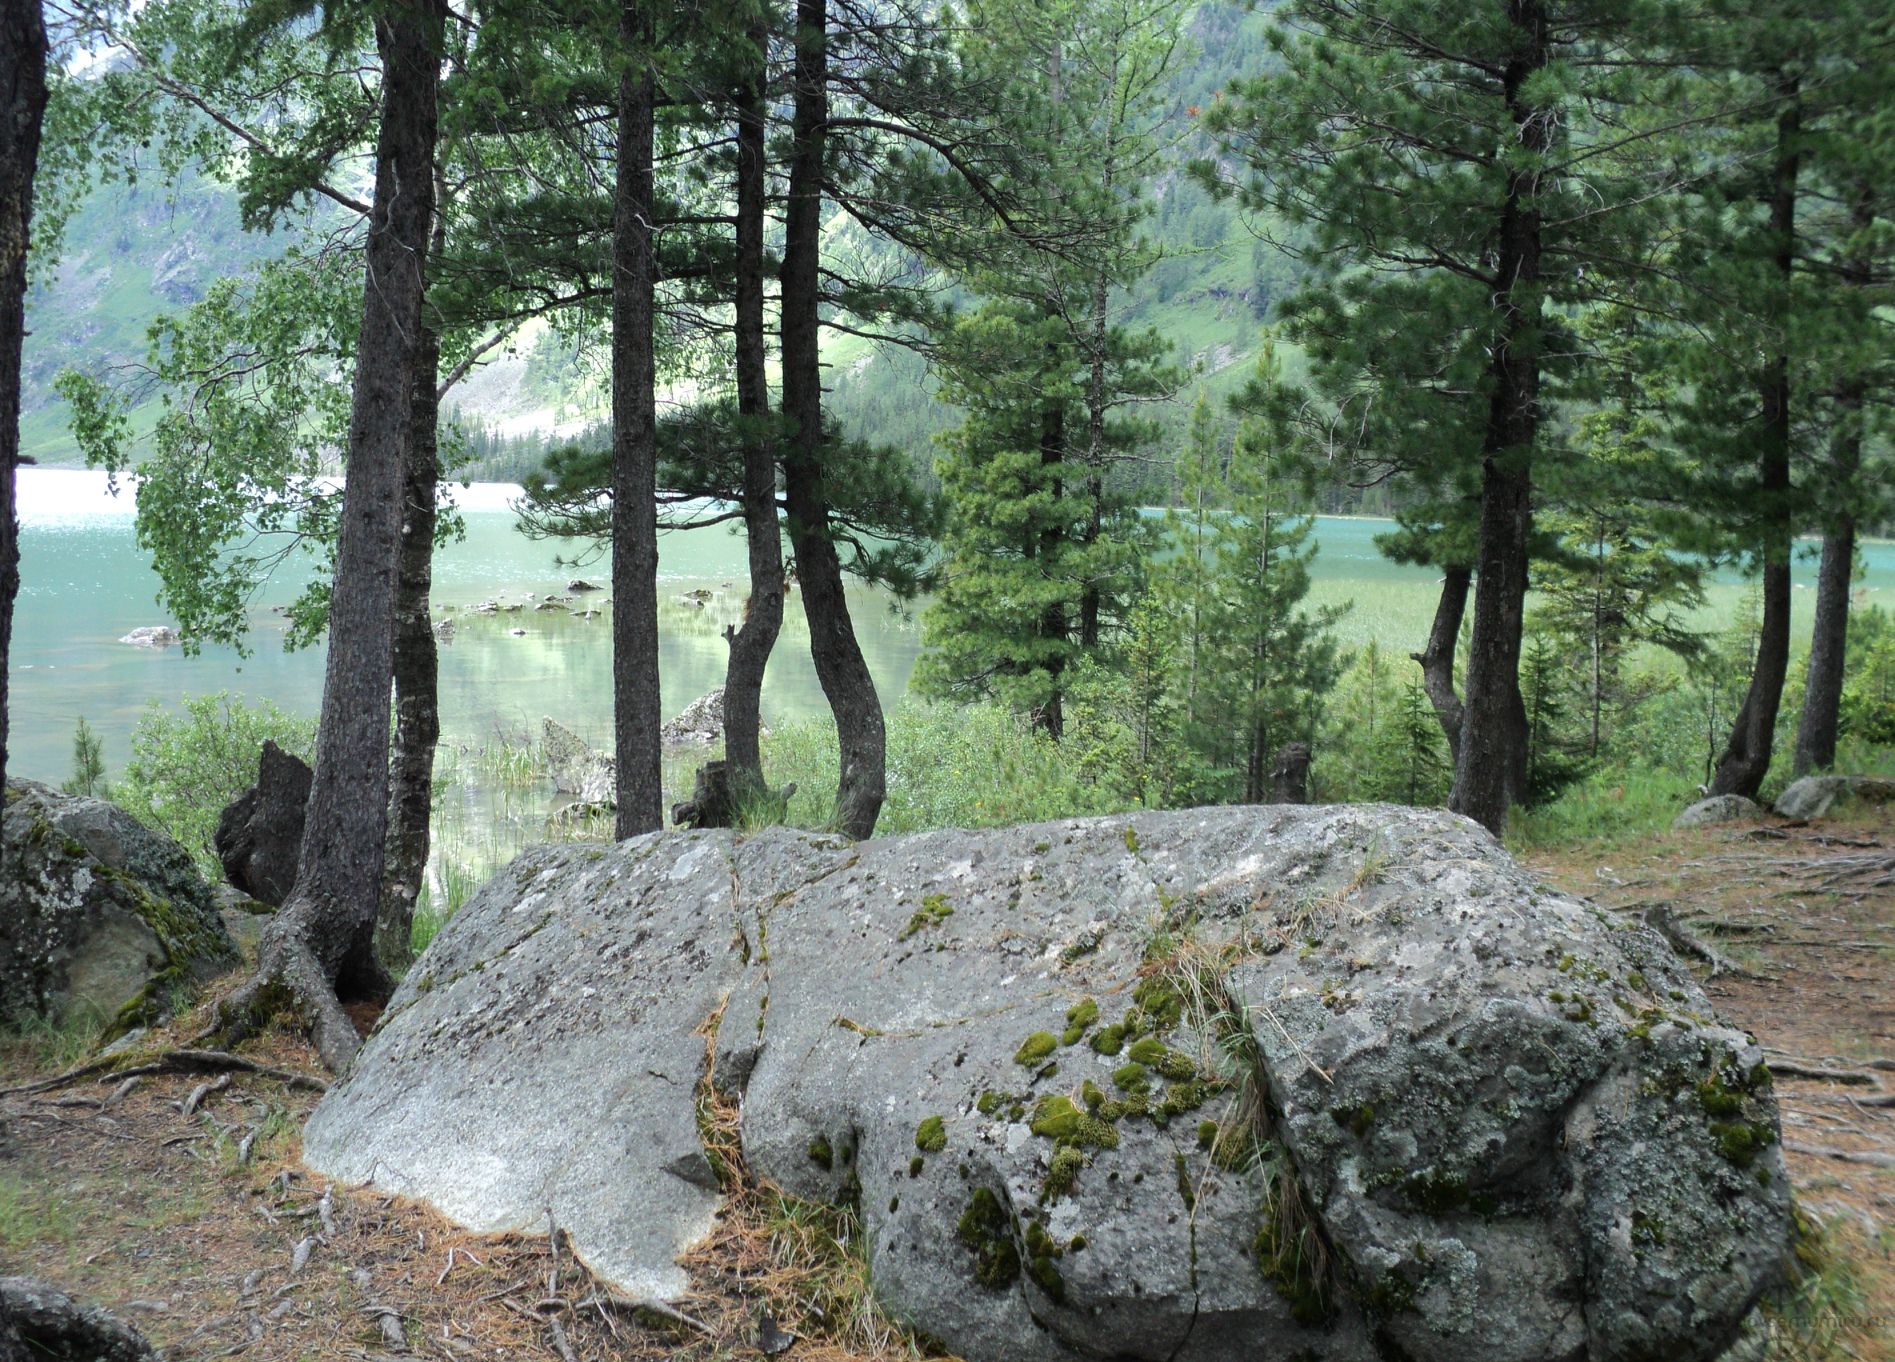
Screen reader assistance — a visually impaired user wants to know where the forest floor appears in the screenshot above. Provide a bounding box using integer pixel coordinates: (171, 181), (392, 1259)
(1, 807), (1893, 1362)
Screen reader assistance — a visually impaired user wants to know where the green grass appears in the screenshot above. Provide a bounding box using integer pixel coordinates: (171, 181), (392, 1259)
(0, 1006), (107, 1071)
(0, 1170), (82, 1258)
(1760, 1212), (1886, 1361)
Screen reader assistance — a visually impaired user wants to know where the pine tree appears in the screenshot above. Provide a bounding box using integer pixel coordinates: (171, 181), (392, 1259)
(1192, 352), (1344, 802)
(1202, 0), (1695, 832)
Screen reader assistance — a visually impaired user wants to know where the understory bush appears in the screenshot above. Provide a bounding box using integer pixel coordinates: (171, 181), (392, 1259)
(115, 692), (318, 876)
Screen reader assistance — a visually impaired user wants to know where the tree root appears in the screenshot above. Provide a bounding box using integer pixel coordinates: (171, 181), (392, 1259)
(196, 927), (365, 1074)
(1641, 904), (1760, 979)
(0, 1277), (158, 1361)
(0, 1048), (326, 1098)
(1782, 1141), (1895, 1170)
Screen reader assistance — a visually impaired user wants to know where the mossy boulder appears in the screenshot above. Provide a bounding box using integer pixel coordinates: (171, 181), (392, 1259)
(1, 779), (236, 1033)
(306, 805), (1789, 1362)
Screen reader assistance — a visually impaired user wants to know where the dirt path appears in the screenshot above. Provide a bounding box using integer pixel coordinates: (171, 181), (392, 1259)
(2, 811), (1892, 1361)
(1528, 806), (1895, 1359)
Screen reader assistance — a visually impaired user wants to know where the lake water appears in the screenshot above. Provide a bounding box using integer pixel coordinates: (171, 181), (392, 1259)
(12, 466), (1895, 787)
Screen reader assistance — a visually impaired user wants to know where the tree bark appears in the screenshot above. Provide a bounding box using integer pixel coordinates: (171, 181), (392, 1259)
(1449, 2), (1547, 835)
(0, 0), (46, 800)
(1792, 187), (1871, 778)
(1794, 508), (1855, 776)
(1710, 76), (1800, 800)
(780, 0), (886, 839)
(1412, 564), (1470, 765)
(611, 0), (663, 837)
(205, 0), (443, 1072)
(721, 13), (785, 793)
(1037, 396), (1068, 739)
(377, 311), (441, 969)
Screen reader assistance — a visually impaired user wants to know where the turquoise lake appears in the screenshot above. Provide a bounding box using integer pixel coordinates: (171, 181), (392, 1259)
(13, 467), (1895, 788)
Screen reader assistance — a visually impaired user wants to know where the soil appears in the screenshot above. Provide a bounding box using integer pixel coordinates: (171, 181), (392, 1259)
(1, 806), (1892, 1362)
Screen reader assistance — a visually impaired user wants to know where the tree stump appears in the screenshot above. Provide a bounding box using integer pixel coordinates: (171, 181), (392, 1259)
(214, 740), (313, 907)
(1271, 742), (1311, 805)
(672, 761), (794, 830)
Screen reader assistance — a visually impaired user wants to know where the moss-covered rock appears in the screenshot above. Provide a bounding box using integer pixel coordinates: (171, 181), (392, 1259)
(1, 780), (236, 1034)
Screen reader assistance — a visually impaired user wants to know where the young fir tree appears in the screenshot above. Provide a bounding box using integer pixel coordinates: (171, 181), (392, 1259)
(1533, 308), (1707, 761)
(918, 0), (1185, 738)
(1382, 677), (1452, 808)
(1186, 348), (1344, 803)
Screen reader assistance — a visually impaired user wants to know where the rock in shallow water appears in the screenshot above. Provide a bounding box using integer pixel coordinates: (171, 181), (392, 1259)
(305, 805), (1790, 1362)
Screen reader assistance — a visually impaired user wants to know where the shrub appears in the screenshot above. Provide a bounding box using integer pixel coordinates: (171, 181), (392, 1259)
(115, 692), (317, 875)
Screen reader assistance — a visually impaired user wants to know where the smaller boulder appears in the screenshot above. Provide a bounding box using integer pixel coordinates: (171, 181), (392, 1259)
(542, 718), (616, 805)
(118, 625), (178, 648)
(1, 781), (235, 1032)
(1673, 794), (1764, 829)
(1773, 775), (1895, 821)
(214, 741), (313, 907)
(568, 578), (602, 593)
(660, 687), (756, 746)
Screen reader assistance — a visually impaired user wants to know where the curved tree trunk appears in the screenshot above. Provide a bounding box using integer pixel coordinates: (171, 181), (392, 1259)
(1710, 77), (1801, 801)
(1412, 564), (1470, 765)
(612, 0), (663, 837)
(722, 13), (784, 792)
(0, 0), (47, 799)
(206, 0), (444, 1072)
(780, 0), (886, 839)
(378, 314), (441, 969)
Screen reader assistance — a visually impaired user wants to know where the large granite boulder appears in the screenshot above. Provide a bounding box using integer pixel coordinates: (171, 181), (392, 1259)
(306, 806), (1790, 1362)
(213, 740), (312, 907)
(1, 780), (236, 1031)
(1772, 774), (1895, 821)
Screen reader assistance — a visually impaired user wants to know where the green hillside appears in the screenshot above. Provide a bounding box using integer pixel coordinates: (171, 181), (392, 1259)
(21, 2), (1297, 484)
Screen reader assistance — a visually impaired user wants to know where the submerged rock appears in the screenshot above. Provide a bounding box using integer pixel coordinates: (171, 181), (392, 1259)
(1, 780), (236, 1031)
(306, 805), (1790, 1362)
(118, 625), (178, 648)
(1772, 774), (1895, 821)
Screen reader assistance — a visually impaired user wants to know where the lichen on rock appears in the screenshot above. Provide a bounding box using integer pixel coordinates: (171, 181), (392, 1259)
(305, 804), (1792, 1362)
(1, 780), (236, 1034)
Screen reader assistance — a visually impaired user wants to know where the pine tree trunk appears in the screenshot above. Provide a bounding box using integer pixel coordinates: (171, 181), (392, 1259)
(1037, 398), (1068, 739)
(1792, 187), (1870, 778)
(781, 0), (885, 839)
(0, 0), (46, 800)
(1794, 510), (1855, 776)
(206, 0), (443, 1072)
(1449, 3), (1547, 835)
(1710, 77), (1800, 800)
(612, 0), (663, 836)
(1412, 565), (1470, 765)
(722, 17), (784, 789)
(1080, 263), (1110, 650)
(377, 314), (441, 970)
